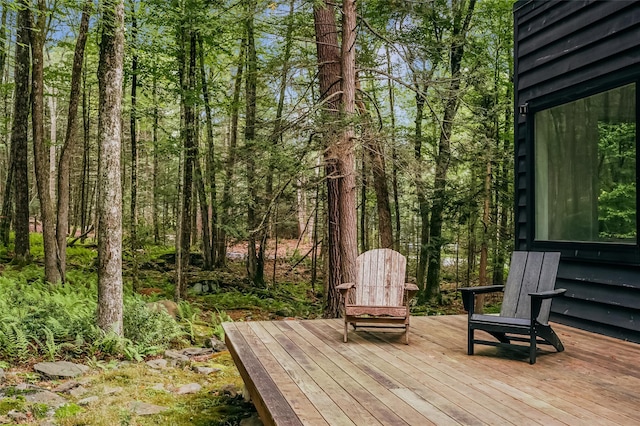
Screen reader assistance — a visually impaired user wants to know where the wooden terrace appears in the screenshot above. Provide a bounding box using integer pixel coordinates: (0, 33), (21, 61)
(223, 315), (640, 425)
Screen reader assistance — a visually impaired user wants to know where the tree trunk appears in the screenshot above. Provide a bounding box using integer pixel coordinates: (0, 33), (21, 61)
(80, 64), (91, 242)
(198, 35), (217, 265)
(176, 28), (198, 301)
(424, 0), (476, 303)
(216, 40), (245, 268)
(97, 0), (125, 335)
(314, 0), (343, 318)
(31, 0), (61, 283)
(244, 0), (265, 286)
(386, 46), (401, 250)
(129, 0), (139, 253)
(414, 91), (429, 290)
(56, 0), (91, 282)
(152, 70), (160, 244)
(336, 0), (359, 294)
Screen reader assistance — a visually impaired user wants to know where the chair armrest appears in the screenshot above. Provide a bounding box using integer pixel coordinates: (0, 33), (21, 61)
(460, 285), (504, 313)
(530, 289), (566, 323)
(404, 283), (419, 292)
(336, 283), (354, 298)
(529, 288), (566, 299)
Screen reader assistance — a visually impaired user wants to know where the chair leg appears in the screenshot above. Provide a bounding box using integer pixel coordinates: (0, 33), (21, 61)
(529, 330), (537, 364)
(468, 327), (474, 355)
(405, 324), (409, 345)
(537, 324), (564, 352)
(344, 319), (348, 343)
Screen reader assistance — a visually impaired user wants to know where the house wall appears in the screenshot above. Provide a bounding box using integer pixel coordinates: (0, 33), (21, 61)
(514, 0), (640, 341)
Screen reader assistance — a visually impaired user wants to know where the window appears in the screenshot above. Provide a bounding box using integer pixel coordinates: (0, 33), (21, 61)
(534, 83), (637, 244)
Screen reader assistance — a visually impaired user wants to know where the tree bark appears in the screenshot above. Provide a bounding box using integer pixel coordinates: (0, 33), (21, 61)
(56, 0), (91, 282)
(424, 0), (477, 303)
(152, 69), (160, 244)
(245, 0), (265, 286)
(198, 35), (217, 265)
(97, 0), (125, 335)
(129, 0), (139, 253)
(336, 0), (358, 293)
(414, 91), (429, 289)
(31, 0), (60, 283)
(314, 0), (343, 318)
(386, 46), (401, 251)
(216, 40), (245, 267)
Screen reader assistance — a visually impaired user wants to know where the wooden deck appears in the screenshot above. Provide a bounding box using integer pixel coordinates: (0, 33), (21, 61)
(223, 315), (640, 425)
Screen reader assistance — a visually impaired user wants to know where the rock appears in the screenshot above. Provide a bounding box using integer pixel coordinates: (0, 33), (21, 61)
(15, 383), (30, 391)
(205, 336), (227, 352)
(69, 386), (88, 398)
(175, 383), (201, 395)
(147, 300), (178, 318)
(150, 383), (166, 392)
(77, 396), (99, 406)
(129, 401), (168, 416)
(164, 350), (190, 365)
(146, 359), (168, 369)
(193, 366), (219, 375)
(192, 283), (204, 294)
(38, 420), (56, 426)
(25, 390), (68, 408)
(0, 368), (4, 383)
(103, 386), (123, 395)
(219, 384), (240, 398)
(181, 347), (213, 357)
(34, 361), (90, 379)
(240, 414), (264, 426)
(7, 410), (27, 422)
(52, 381), (79, 393)
(0, 415), (10, 424)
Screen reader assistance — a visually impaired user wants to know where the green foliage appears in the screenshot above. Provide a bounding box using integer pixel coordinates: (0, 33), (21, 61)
(0, 245), (188, 362)
(55, 403), (83, 419)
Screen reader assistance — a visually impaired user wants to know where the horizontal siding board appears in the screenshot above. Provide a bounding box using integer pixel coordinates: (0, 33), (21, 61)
(519, 7), (640, 70)
(550, 313), (640, 343)
(556, 279), (640, 310)
(515, 0), (589, 37)
(551, 297), (640, 332)
(519, 54), (640, 103)
(517, 1), (632, 56)
(558, 262), (640, 289)
(518, 27), (640, 91)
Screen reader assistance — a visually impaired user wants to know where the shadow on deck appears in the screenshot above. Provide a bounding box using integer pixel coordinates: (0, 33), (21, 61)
(223, 315), (640, 425)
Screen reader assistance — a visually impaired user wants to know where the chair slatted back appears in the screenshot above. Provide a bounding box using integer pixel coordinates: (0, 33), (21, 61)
(354, 249), (406, 307)
(501, 251), (560, 322)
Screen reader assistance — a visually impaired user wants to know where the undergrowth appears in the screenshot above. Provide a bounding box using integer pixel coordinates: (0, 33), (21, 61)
(0, 261), (187, 363)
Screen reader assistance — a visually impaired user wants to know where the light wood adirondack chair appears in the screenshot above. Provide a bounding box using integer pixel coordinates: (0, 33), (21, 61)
(460, 251), (566, 364)
(336, 249), (419, 344)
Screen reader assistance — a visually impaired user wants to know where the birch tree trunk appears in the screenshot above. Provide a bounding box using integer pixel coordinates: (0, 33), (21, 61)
(97, 0), (125, 335)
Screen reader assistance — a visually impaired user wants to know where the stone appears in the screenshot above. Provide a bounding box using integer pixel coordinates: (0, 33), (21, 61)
(52, 381), (79, 393)
(181, 347), (213, 357)
(7, 410), (27, 422)
(206, 336), (227, 352)
(0, 368), (4, 383)
(240, 414), (264, 426)
(175, 383), (201, 395)
(193, 366), (219, 375)
(164, 349), (189, 363)
(15, 383), (30, 391)
(0, 416), (9, 425)
(219, 384), (239, 398)
(34, 361), (90, 379)
(69, 386), (88, 398)
(77, 396), (99, 406)
(150, 383), (166, 392)
(103, 386), (123, 395)
(129, 401), (168, 416)
(25, 390), (68, 408)
(146, 359), (168, 369)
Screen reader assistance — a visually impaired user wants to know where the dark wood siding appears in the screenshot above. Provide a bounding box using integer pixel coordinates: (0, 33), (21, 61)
(514, 0), (640, 342)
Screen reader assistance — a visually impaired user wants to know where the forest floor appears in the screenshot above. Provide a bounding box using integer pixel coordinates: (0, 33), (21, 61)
(0, 238), (470, 425)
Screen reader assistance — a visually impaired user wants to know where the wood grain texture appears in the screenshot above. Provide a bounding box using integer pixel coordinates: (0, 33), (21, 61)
(225, 316), (640, 425)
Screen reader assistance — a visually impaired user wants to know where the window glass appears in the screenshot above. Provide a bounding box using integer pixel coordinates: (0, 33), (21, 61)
(535, 83), (637, 243)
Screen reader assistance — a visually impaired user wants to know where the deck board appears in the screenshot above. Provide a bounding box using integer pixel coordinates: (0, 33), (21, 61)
(223, 315), (640, 425)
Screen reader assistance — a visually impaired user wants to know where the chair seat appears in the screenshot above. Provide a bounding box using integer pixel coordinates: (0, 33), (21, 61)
(470, 314), (531, 327)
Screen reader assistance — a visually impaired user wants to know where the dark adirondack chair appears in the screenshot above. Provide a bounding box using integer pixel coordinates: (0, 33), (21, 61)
(336, 249), (419, 344)
(460, 251), (566, 364)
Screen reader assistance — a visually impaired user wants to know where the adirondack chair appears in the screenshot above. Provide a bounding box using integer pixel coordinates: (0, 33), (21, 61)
(460, 251), (566, 364)
(336, 249), (419, 344)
